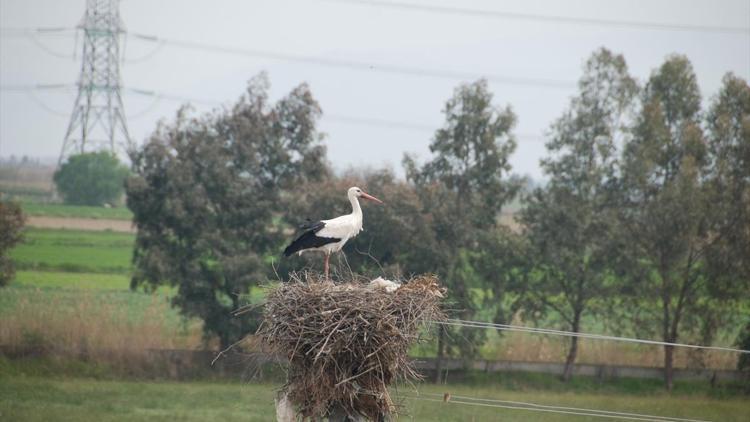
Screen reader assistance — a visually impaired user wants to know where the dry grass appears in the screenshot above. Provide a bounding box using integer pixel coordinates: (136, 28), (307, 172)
(0, 288), (203, 372)
(254, 273), (445, 420)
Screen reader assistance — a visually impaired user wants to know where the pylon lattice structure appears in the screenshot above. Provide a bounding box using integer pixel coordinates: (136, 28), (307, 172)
(60, 0), (131, 164)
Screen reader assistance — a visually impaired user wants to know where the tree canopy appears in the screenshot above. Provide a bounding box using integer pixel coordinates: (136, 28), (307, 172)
(54, 151), (130, 206)
(126, 74), (328, 348)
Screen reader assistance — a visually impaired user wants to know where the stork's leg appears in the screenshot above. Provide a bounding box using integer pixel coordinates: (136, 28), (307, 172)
(324, 253), (330, 280)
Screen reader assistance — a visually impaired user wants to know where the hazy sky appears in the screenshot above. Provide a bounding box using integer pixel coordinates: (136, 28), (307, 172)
(1, 0), (748, 179)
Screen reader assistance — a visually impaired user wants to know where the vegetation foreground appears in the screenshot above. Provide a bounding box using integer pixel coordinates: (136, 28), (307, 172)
(1, 373), (748, 422)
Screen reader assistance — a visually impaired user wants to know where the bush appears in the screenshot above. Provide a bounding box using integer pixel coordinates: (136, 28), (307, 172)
(0, 196), (24, 286)
(54, 152), (129, 206)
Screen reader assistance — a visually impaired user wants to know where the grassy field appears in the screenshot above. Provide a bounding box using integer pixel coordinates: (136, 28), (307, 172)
(4, 227), (742, 369)
(13, 270), (131, 290)
(21, 202), (133, 220)
(10, 228), (134, 273)
(0, 228), (748, 369)
(1, 373), (748, 421)
(0, 282), (203, 355)
(2, 212), (749, 421)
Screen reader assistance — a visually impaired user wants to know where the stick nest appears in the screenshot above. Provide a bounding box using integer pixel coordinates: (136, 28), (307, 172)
(257, 273), (445, 420)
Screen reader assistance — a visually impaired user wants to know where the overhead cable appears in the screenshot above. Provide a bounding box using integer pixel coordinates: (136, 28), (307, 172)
(126, 31), (576, 89)
(440, 319), (750, 353)
(322, 0), (750, 35)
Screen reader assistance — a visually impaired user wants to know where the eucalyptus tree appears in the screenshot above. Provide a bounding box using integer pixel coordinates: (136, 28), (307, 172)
(697, 74), (750, 363)
(704, 73), (750, 291)
(519, 48), (637, 381)
(618, 56), (722, 390)
(403, 79), (520, 381)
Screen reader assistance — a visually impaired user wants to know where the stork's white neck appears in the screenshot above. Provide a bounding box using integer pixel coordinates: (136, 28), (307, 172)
(349, 193), (362, 217)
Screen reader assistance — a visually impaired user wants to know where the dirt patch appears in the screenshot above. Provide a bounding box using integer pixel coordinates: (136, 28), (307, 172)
(27, 216), (135, 233)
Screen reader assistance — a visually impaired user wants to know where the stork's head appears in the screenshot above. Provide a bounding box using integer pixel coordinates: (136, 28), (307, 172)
(348, 186), (383, 204)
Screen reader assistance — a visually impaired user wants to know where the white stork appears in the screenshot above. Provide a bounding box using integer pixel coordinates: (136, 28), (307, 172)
(284, 186), (383, 279)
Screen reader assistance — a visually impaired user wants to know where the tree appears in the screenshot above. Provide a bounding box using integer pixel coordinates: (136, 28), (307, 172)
(519, 48), (637, 381)
(54, 151), (130, 206)
(126, 74), (328, 348)
(0, 196), (24, 287)
(617, 56), (743, 390)
(704, 73), (750, 294)
(403, 79), (520, 381)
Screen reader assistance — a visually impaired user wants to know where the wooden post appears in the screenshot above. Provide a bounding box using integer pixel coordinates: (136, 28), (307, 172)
(275, 392), (295, 422)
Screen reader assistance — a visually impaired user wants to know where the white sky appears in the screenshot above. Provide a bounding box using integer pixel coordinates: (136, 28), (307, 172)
(1, 0), (748, 180)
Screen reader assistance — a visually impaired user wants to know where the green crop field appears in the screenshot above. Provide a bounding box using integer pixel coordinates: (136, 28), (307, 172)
(1, 373), (747, 422)
(10, 228), (134, 273)
(21, 202), (133, 220)
(13, 270), (131, 290)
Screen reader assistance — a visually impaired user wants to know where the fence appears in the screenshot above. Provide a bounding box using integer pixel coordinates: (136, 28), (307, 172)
(4, 345), (742, 383)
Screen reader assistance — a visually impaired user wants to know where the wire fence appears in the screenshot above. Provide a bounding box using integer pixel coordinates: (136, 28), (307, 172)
(439, 318), (750, 354)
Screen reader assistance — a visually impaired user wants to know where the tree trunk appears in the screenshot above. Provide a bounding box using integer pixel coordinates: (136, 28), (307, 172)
(562, 310), (582, 382)
(664, 344), (675, 392)
(434, 326), (445, 384)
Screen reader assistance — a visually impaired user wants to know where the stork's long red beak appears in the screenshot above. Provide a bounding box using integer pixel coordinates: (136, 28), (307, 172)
(361, 192), (384, 204)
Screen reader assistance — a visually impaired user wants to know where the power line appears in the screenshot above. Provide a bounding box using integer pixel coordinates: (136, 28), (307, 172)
(1, 84), (548, 141)
(323, 0), (750, 35)
(440, 319), (750, 354)
(125, 31), (576, 89)
(123, 87), (546, 141)
(323, 113), (546, 141)
(0, 27), (77, 36)
(0, 83), (72, 91)
(56, 0), (132, 164)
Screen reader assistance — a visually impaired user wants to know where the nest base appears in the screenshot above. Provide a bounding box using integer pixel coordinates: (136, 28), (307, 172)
(258, 274), (445, 420)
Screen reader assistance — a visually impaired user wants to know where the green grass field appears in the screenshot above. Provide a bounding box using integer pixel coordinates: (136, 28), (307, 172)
(1, 374), (747, 421)
(10, 228), (134, 273)
(21, 202), (133, 220)
(13, 270), (131, 290)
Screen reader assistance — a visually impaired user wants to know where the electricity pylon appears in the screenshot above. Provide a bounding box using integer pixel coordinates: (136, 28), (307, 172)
(59, 0), (131, 164)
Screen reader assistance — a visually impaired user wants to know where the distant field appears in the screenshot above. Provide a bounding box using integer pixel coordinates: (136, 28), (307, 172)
(0, 283), (202, 354)
(1, 375), (748, 422)
(14, 270), (131, 290)
(10, 228), (134, 273)
(21, 202), (133, 220)
(0, 182), (53, 202)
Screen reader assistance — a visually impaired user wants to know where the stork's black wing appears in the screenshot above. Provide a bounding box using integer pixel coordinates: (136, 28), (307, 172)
(283, 220), (340, 257)
(299, 219), (325, 232)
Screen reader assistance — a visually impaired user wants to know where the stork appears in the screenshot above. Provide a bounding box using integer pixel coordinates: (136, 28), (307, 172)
(283, 187), (383, 279)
